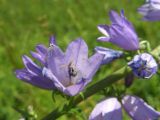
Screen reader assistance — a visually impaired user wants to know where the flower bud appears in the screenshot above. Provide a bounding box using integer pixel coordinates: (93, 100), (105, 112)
(128, 53), (158, 78)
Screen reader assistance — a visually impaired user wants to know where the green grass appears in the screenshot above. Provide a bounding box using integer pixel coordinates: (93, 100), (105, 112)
(0, 0), (160, 119)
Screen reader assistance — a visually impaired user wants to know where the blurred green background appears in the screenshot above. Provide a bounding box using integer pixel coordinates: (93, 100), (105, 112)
(0, 0), (160, 119)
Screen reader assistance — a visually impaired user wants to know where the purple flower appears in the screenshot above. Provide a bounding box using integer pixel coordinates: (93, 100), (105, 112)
(15, 36), (104, 96)
(128, 53), (158, 79)
(94, 46), (123, 65)
(138, 0), (160, 21)
(97, 10), (139, 51)
(89, 95), (160, 120)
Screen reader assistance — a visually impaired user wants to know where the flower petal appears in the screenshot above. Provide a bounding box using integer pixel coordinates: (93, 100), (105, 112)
(47, 45), (70, 86)
(138, 0), (160, 21)
(22, 55), (41, 75)
(50, 35), (56, 45)
(110, 25), (139, 50)
(36, 44), (47, 57)
(97, 36), (110, 42)
(98, 10), (139, 51)
(30, 51), (45, 65)
(94, 46), (123, 65)
(65, 81), (85, 96)
(42, 67), (85, 96)
(65, 38), (88, 67)
(143, 10), (160, 21)
(109, 10), (123, 25)
(42, 67), (66, 91)
(89, 97), (122, 120)
(122, 95), (160, 120)
(83, 52), (104, 80)
(97, 25), (110, 37)
(15, 69), (54, 89)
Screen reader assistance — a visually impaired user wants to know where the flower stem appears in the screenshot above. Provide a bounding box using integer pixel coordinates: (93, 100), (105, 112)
(42, 66), (129, 120)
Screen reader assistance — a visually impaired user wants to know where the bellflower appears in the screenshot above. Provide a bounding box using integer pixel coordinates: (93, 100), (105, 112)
(128, 53), (158, 79)
(43, 38), (104, 96)
(15, 36), (104, 96)
(89, 95), (160, 120)
(97, 10), (139, 51)
(138, 0), (160, 21)
(94, 46), (123, 65)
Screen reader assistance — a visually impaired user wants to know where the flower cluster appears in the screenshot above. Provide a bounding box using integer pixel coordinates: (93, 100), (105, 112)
(15, 2), (160, 119)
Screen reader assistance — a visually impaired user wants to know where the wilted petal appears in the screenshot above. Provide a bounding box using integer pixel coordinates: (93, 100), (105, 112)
(15, 69), (54, 89)
(122, 95), (160, 120)
(138, 4), (151, 16)
(89, 98), (122, 120)
(94, 46), (123, 65)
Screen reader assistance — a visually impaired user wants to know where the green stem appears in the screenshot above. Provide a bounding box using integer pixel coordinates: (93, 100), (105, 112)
(42, 66), (129, 120)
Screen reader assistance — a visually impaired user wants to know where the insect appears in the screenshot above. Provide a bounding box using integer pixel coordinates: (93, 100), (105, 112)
(68, 62), (83, 85)
(68, 62), (78, 77)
